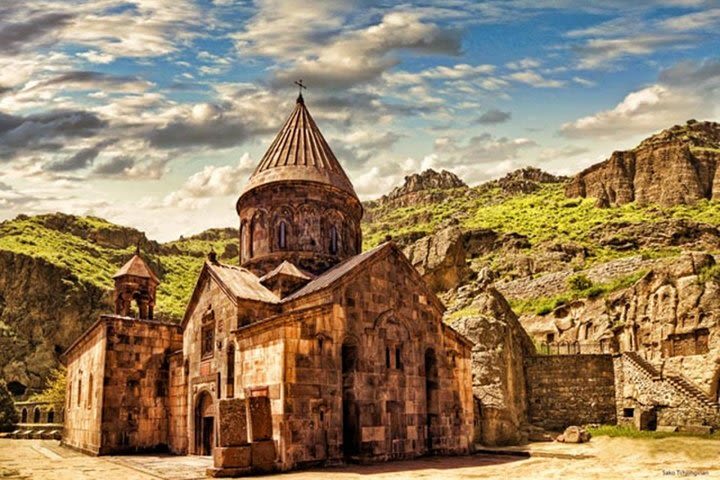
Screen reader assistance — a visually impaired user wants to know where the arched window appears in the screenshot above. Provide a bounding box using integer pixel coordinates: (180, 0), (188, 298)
(330, 226), (338, 254)
(278, 221), (288, 249)
(21, 408), (27, 423)
(249, 222), (255, 258)
(33, 407), (41, 423)
(77, 378), (82, 406)
(47, 409), (55, 423)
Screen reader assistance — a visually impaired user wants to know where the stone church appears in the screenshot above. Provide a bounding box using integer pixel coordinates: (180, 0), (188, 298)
(62, 93), (474, 474)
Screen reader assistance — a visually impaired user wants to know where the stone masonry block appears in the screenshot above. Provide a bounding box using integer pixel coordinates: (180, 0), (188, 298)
(214, 446), (251, 468)
(251, 439), (276, 473)
(248, 396), (273, 441)
(217, 399), (248, 447)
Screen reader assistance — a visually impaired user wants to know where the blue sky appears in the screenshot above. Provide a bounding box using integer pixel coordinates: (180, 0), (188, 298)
(0, 0), (719, 240)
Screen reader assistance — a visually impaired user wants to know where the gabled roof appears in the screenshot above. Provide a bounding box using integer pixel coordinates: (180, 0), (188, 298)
(260, 261), (314, 283)
(113, 254), (159, 283)
(282, 242), (391, 302)
(181, 260), (279, 329)
(239, 95), (358, 200)
(206, 261), (280, 304)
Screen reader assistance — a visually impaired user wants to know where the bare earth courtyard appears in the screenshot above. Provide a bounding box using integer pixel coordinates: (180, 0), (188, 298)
(1, 437), (719, 480)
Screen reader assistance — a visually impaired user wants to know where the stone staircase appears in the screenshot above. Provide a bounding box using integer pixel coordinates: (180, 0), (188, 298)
(623, 352), (719, 409)
(623, 351), (661, 380)
(666, 375), (720, 409)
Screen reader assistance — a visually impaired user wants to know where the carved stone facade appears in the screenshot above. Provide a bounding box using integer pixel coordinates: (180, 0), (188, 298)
(62, 94), (473, 472)
(238, 182), (362, 276)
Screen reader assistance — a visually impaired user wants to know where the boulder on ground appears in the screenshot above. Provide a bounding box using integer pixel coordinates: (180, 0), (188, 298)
(556, 426), (591, 443)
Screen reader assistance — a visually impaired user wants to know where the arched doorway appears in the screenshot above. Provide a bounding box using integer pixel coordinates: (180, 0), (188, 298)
(425, 348), (439, 454)
(195, 391), (214, 455)
(21, 408), (27, 423)
(341, 340), (360, 460)
(47, 409), (55, 423)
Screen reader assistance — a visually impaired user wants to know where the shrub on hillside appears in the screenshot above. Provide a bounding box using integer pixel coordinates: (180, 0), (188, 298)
(567, 273), (593, 292)
(0, 380), (18, 432)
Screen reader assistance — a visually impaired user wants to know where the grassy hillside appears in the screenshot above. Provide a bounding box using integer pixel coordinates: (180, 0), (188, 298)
(363, 182), (720, 267)
(2, 179), (720, 322)
(0, 214), (237, 320)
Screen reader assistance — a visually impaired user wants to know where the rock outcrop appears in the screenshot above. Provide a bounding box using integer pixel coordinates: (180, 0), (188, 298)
(403, 224), (469, 292)
(566, 120), (720, 207)
(491, 167), (566, 195)
(451, 284), (535, 446)
(0, 251), (110, 392)
(376, 169), (467, 209)
(520, 252), (720, 396)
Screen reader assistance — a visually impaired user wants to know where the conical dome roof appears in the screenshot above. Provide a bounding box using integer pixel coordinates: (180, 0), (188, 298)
(240, 95), (358, 199)
(113, 252), (159, 283)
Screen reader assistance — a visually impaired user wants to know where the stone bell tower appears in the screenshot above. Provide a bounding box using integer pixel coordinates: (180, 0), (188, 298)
(113, 245), (159, 320)
(236, 91), (363, 276)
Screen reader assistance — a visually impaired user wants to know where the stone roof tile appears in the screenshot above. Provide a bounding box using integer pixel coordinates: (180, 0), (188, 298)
(240, 96), (358, 199)
(112, 254), (159, 283)
(207, 261), (279, 303)
(282, 243), (390, 302)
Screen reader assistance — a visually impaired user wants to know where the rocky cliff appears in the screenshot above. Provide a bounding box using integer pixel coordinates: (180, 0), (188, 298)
(520, 252), (720, 395)
(450, 281), (535, 445)
(372, 169), (467, 209)
(566, 120), (720, 207)
(0, 250), (109, 394)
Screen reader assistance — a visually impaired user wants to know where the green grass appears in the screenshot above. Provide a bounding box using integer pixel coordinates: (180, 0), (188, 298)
(698, 264), (720, 284)
(0, 214), (236, 321)
(364, 183), (720, 258)
(588, 424), (720, 440)
(510, 270), (649, 316)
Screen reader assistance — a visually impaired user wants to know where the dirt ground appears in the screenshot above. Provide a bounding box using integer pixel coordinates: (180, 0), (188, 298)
(1, 436), (718, 479)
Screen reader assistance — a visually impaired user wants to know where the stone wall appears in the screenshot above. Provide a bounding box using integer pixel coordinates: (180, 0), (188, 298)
(270, 248), (473, 469)
(64, 315), (182, 455)
(525, 354), (617, 431)
(238, 182), (363, 276)
(15, 400), (64, 426)
(167, 351), (188, 454)
(63, 321), (106, 454)
(99, 316), (182, 454)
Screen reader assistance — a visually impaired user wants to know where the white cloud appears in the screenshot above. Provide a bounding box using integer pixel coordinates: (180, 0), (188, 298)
(659, 7), (720, 31)
(238, 8), (461, 89)
(76, 50), (115, 64)
(560, 83), (711, 139)
(506, 58), (540, 70)
(572, 34), (691, 69)
(162, 153), (255, 208)
(561, 57), (720, 140)
(508, 70), (565, 88)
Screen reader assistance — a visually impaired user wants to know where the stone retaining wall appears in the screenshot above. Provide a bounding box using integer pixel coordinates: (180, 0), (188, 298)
(525, 354), (617, 431)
